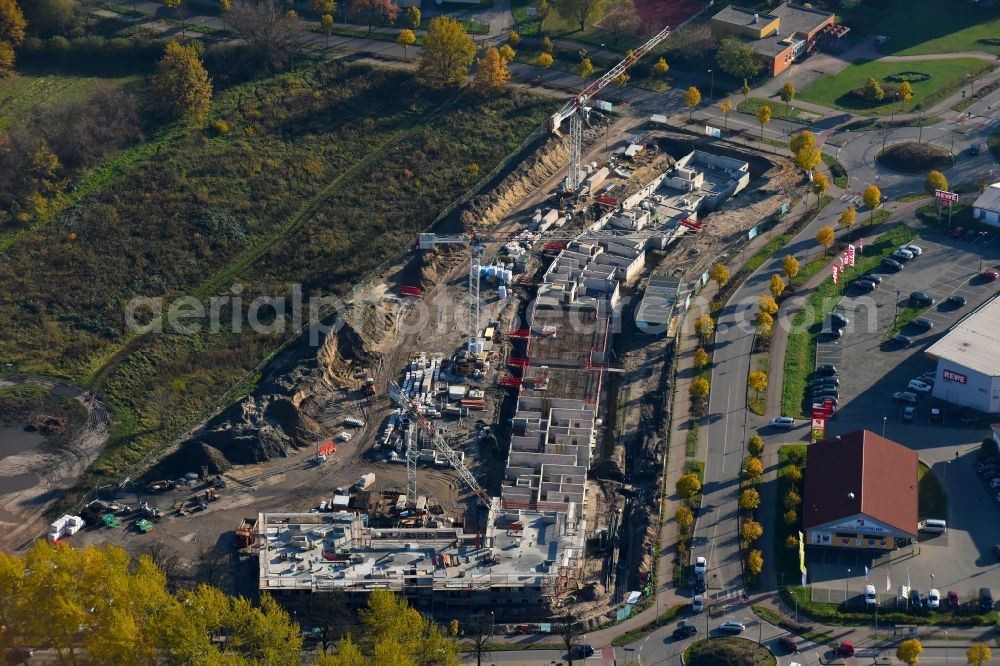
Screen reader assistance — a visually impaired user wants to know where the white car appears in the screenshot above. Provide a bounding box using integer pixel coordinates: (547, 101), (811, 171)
(692, 594), (704, 612)
(927, 588), (940, 609)
(719, 621), (745, 633)
(990, 478), (1000, 490)
(769, 416), (796, 429)
(694, 556), (707, 575)
(905, 244), (923, 256)
(908, 379), (933, 393)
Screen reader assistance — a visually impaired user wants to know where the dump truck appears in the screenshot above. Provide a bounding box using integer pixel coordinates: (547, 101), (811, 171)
(353, 473), (375, 492)
(234, 517), (257, 548)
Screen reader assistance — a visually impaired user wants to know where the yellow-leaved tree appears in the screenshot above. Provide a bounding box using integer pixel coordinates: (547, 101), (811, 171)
(684, 86), (701, 121)
(896, 638), (923, 666)
(748, 549), (763, 575)
(153, 40), (213, 120)
(472, 47), (511, 96)
(690, 376), (710, 401)
(709, 262), (730, 290)
(676, 472), (702, 499)
(0, 0), (26, 77)
(783, 255), (800, 281)
(770, 274), (785, 298)
(396, 28), (415, 60)
(739, 488), (760, 510)
(748, 370), (768, 399)
(418, 17), (476, 88)
(741, 519), (763, 543)
(756, 103), (771, 140)
(863, 184), (881, 224)
(816, 225), (835, 254)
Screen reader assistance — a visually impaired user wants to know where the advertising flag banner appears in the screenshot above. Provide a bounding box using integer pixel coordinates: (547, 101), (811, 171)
(859, 239), (864, 254)
(798, 530), (806, 574)
(886, 570), (892, 592)
(832, 264), (839, 284)
(848, 244), (856, 266)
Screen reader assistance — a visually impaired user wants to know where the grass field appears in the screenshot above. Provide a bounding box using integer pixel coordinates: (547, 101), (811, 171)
(0, 65), (140, 131)
(798, 58), (995, 115)
(838, 0), (1000, 56)
(774, 445), (807, 589)
(684, 637), (776, 666)
(737, 97), (812, 125)
(918, 461), (948, 520)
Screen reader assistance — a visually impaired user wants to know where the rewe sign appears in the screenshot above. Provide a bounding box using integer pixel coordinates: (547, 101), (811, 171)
(935, 189), (958, 206)
(943, 368), (967, 384)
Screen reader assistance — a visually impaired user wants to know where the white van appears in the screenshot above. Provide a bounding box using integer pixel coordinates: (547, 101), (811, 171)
(918, 519), (947, 534)
(864, 584), (877, 606)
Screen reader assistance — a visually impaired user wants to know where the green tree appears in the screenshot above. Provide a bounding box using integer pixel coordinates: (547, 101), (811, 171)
(578, 56), (594, 78)
(0, 0), (26, 76)
(783, 255), (799, 281)
(748, 434), (764, 457)
(473, 47), (511, 96)
(967, 643), (992, 666)
(676, 472), (702, 499)
(153, 40), (213, 120)
(779, 80), (796, 114)
(741, 518), (763, 543)
(709, 262), (729, 289)
(897, 638), (923, 666)
(719, 98), (734, 130)
(690, 376), (710, 401)
(418, 17), (476, 88)
(925, 169), (948, 194)
(693, 346), (709, 369)
(693, 314), (714, 342)
(837, 207), (856, 233)
(863, 76), (884, 102)
(863, 184), (881, 224)
(770, 274), (785, 298)
(741, 77), (750, 101)
(358, 589), (459, 665)
(535, 51), (554, 70)
(816, 225), (835, 254)
(717, 36), (762, 80)
(756, 103), (771, 140)
(748, 549), (763, 575)
(683, 85), (701, 121)
(405, 4), (420, 28)
(739, 488), (760, 510)
(676, 505), (694, 529)
(899, 80), (913, 110)
(555, 0), (606, 32)
(397, 28), (415, 60)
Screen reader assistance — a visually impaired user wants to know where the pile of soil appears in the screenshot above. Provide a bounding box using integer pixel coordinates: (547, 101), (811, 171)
(26, 415), (67, 436)
(876, 141), (954, 175)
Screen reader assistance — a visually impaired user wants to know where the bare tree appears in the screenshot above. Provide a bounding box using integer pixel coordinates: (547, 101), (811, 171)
(555, 613), (582, 666)
(301, 592), (352, 652)
(229, 0), (304, 71)
(466, 613), (492, 666)
(194, 537), (230, 588)
(135, 540), (181, 585)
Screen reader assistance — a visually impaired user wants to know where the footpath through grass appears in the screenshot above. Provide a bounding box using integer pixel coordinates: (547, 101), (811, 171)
(780, 224), (917, 418)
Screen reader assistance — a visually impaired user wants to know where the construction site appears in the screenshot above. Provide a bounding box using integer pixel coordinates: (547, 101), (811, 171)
(62, 26), (802, 627)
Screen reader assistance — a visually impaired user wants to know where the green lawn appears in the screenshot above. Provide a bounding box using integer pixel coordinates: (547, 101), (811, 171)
(798, 58), (995, 115)
(918, 461), (948, 520)
(737, 97), (812, 125)
(774, 445), (807, 588)
(838, 0), (1000, 56)
(0, 65), (140, 132)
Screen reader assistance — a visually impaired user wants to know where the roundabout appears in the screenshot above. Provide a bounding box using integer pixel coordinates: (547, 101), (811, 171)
(683, 636), (776, 666)
(876, 141), (954, 175)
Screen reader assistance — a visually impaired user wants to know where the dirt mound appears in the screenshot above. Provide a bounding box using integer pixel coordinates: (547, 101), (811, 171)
(26, 415), (67, 436)
(317, 306), (385, 387)
(460, 134), (569, 231)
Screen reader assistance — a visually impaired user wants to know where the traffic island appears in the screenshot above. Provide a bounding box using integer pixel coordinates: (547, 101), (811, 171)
(876, 142), (954, 175)
(683, 636), (776, 666)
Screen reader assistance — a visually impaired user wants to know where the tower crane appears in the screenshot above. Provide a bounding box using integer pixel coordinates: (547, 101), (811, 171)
(548, 25), (672, 192)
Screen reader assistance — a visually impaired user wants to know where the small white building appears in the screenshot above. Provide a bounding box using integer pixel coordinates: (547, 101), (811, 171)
(972, 183), (1000, 227)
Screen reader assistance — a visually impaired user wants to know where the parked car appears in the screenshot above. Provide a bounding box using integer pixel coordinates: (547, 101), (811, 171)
(910, 291), (935, 307)
(813, 382), (839, 395)
(893, 249), (915, 262)
(694, 556), (707, 575)
(890, 334), (914, 348)
(984, 470), (1000, 481)
(893, 391), (918, 404)
(948, 591), (960, 608)
(673, 624), (698, 640)
(874, 35), (888, 46)
(779, 636), (798, 653)
(928, 589), (941, 609)
(964, 229), (978, 242)
(902, 406), (916, 422)
(719, 621), (745, 634)
(905, 244), (924, 256)
(692, 594), (704, 612)
(862, 273), (883, 284)
(910, 318), (934, 331)
(980, 587), (993, 611)
(694, 574), (707, 594)
(769, 417), (796, 430)
(882, 258), (903, 272)
(572, 644), (595, 658)
(908, 379), (933, 393)
(816, 395), (839, 407)
(953, 226), (967, 239)
(984, 268), (999, 281)
(946, 295), (967, 307)
(833, 642), (855, 657)
(853, 280), (876, 293)
(817, 364), (838, 376)
(990, 478), (1000, 489)
(910, 589), (923, 609)
(821, 326), (844, 339)
(865, 584), (877, 606)
(830, 313), (849, 328)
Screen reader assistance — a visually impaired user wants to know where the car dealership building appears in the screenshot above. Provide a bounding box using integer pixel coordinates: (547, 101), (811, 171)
(925, 296), (1000, 413)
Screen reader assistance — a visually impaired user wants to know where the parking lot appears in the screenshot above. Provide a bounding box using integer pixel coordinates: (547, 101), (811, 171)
(808, 225), (1000, 605)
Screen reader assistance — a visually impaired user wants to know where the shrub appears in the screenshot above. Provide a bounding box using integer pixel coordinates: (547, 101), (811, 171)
(213, 119), (231, 135)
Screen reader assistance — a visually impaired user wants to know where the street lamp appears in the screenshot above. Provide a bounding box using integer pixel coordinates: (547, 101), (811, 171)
(708, 69), (715, 101)
(846, 568), (851, 608)
(882, 416), (887, 436)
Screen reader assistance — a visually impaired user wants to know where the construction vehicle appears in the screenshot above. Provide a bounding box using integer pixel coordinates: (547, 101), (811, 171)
(138, 501), (162, 522)
(101, 513), (121, 529)
(136, 519), (154, 534)
(144, 479), (173, 493)
(234, 517), (257, 548)
(313, 441), (337, 465)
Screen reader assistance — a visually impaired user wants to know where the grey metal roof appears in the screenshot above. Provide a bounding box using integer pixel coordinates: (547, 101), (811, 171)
(926, 295), (1000, 376)
(973, 184), (1000, 214)
(771, 2), (834, 37)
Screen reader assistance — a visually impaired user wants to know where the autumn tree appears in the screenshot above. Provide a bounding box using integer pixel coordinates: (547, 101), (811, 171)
(720, 98), (734, 130)
(785, 534), (799, 549)
(794, 144), (821, 173)
(690, 376), (710, 401)
(320, 13), (334, 43)
(356, 589), (459, 665)
(896, 638), (923, 666)
(351, 0), (400, 36)
(676, 472), (702, 499)
(966, 643), (992, 666)
(507, 29), (519, 45)
(759, 294), (778, 315)
(863, 184), (881, 223)
(837, 207), (856, 233)
(744, 457), (763, 480)
(153, 40), (213, 120)
(748, 370), (768, 399)
(783, 255), (799, 281)
(613, 71), (629, 101)
(741, 518), (763, 543)
(230, 0), (304, 70)
(498, 43), (515, 62)
(816, 225), (835, 254)
(418, 17), (476, 88)
(779, 81), (796, 114)
(748, 434), (764, 457)
(717, 35), (762, 80)
(811, 171), (829, 207)
(709, 262), (730, 290)
(783, 509), (798, 525)
(578, 56), (594, 78)
(0, 0), (26, 77)
(405, 4), (420, 27)
(863, 76), (884, 102)
(676, 505), (694, 529)
(784, 465), (802, 484)
(789, 129), (815, 155)
(748, 549), (763, 575)
(604, 0), (639, 44)
(739, 488), (760, 510)
(756, 311), (774, 337)
(770, 274), (785, 298)
(465, 614), (492, 666)
(694, 314), (714, 342)
(683, 85), (701, 121)
(693, 346), (709, 368)
(899, 80), (913, 110)
(543, 35), (553, 52)
(654, 56), (668, 76)
(555, 0), (606, 32)
(396, 28), (414, 59)
(784, 488), (801, 508)
(925, 169), (948, 194)
(756, 103), (771, 140)
(535, 52), (553, 70)
(310, 0), (334, 13)
(473, 47), (511, 95)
